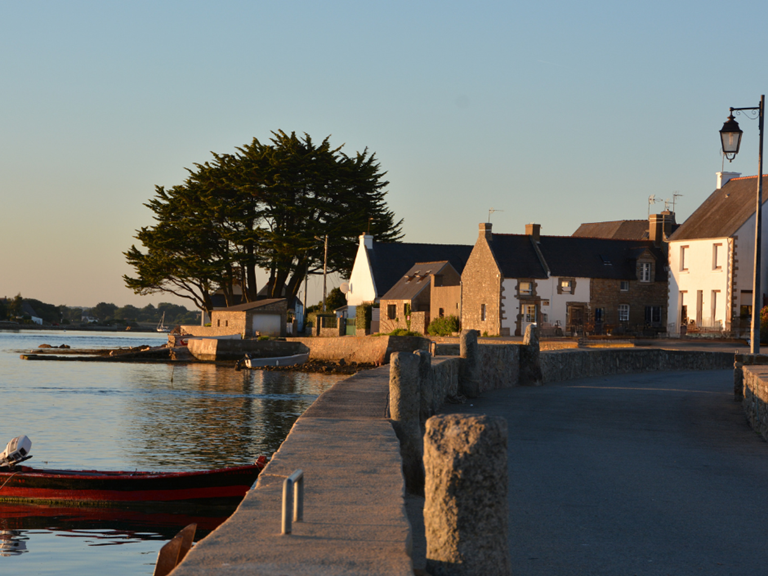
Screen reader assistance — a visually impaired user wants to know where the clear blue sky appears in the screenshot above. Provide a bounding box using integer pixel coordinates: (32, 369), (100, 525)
(2, 1), (766, 310)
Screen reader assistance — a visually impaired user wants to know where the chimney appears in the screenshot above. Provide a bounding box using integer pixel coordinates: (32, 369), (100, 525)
(360, 233), (373, 250)
(479, 222), (493, 242)
(717, 171), (741, 189)
(649, 210), (677, 246)
(525, 223), (541, 243)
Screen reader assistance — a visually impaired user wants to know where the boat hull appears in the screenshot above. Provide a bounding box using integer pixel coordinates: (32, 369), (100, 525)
(244, 352), (309, 368)
(0, 459), (265, 506)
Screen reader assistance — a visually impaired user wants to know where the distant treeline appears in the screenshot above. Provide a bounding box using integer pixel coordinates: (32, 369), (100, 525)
(0, 294), (199, 327)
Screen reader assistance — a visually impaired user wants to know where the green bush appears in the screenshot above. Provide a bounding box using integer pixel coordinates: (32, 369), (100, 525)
(356, 302), (374, 332)
(385, 328), (423, 337)
(427, 315), (460, 336)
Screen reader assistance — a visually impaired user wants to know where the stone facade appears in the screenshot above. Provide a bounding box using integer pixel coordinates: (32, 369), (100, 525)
(590, 276), (668, 335)
(461, 224), (502, 335)
(182, 299), (288, 338)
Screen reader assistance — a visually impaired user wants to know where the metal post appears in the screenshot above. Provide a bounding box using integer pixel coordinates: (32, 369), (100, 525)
(281, 469), (304, 535)
(752, 95), (765, 354)
(322, 235), (328, 313)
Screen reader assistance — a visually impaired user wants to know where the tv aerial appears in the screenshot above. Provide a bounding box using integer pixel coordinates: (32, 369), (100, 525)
(488, 208), (503, 223)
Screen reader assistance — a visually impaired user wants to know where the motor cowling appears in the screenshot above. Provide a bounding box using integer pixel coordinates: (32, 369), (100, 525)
(0, 436), (32, 468)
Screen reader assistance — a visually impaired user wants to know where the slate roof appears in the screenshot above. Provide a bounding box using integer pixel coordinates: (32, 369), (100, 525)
(669, 175), (768, 241)
(491, 235), (665, 281)
(572, 219), (651, 240)
(369, 242), (473, 297)
(488, 235), (548, 279)
(380, 261), (454, 301)
(213, 298), (286, 312)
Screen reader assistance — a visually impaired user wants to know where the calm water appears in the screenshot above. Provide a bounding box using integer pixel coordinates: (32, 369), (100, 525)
(0, 329), (345, 574)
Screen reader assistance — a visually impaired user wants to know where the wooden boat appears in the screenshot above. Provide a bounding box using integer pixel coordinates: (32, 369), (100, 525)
(241, 352), (310, 369)
(0, 456), (267, 506)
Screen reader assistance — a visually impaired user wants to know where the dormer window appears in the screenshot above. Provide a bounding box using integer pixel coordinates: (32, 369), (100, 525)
(640, 262), (652, 282)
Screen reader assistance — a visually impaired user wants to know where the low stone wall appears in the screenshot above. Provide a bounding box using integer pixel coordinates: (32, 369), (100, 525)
(427, 357), (460, 413)
(180, 324), (247, 338)
(188, 339), (308, 362)
(287, 335), (430, 365)
(540, 348), (733, 384)
(742, 365), (768, 441)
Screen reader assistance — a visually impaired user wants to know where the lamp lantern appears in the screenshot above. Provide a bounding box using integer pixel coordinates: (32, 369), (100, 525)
(720, 112), (743, 160)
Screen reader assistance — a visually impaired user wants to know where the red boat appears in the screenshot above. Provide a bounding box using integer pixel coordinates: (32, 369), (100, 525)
(0, 457), (267, 506)
(0, 436), (267, 506)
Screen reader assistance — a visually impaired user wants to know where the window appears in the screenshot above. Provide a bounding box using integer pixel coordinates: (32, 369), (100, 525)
(696, 290), (703, 324)
(640, 262), (651, 282)
(519, 281), (532, 296)
(680, 245), (689, 271)
(560, 279), (573, 293)
(387, 304), (396, 320)
(523, 304), (536, 322)
(217, 319), (221, 327)
(711, 290), (720, 326)
(618, 304), (630, 322)
(645, 306), (662, 326)
(620, 281), (629, 292)
(713, 243), (723, 270)
(481, 304), (487, 321)
(439, 308), (445, 318)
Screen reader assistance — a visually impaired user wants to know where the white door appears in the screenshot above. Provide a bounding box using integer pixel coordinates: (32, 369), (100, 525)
(252, 314), (282, 336)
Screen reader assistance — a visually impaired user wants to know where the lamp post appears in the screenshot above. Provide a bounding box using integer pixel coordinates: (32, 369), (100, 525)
(720, 95), (765, 354)
(315, 235), (329, 312)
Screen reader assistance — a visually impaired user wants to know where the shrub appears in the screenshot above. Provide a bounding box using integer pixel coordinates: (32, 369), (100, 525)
(427, 315), (460, 336)
(386, 328), (423, 337)
(356, 302), (374, 332)
(761, 306), (768, 342)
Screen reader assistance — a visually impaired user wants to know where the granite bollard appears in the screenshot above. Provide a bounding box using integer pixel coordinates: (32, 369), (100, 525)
(424, 414), (511, 576)
(414, 349), (433, 429)
(459, 329), (480, 398)
(519, 323), (543, 386)
(389, 351), (425, 495)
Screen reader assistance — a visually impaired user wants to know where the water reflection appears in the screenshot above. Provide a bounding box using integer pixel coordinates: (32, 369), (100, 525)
(119, 364), (341, 470)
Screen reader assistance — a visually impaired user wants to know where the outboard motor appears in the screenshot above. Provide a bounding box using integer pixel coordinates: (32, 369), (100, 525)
(0, 436), (32, 468)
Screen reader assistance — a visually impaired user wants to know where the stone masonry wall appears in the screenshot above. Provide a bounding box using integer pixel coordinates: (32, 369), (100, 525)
(590, 277), (668, 332)
(540, 348), (732, 383)
(461, 224), (502, 335)
(742, 365), (768, 440)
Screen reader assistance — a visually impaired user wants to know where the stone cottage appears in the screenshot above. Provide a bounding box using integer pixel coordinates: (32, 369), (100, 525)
(461, 222), (668, 336)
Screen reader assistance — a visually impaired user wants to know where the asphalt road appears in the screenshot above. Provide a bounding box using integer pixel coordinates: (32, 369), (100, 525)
(441, 369), (768, 576)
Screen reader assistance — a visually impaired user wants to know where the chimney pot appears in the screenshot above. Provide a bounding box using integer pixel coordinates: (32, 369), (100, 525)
(525, 223), (541, 243)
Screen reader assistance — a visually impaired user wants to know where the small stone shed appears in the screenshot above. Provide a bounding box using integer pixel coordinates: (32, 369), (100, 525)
(211, 299), (288, 338)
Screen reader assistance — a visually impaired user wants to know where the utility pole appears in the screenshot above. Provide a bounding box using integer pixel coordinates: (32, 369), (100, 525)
(322, 235), (328, 313)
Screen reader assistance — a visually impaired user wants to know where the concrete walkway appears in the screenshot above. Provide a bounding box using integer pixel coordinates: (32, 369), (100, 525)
(441, 369), (768, 575)
(172, 366), (414, 576)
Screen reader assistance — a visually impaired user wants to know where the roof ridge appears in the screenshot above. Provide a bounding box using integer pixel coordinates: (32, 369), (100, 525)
(729, 174), (768, 181)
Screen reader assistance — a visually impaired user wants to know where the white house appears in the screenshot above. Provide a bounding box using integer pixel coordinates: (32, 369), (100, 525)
(668, 172), (768, 336)
(343, 233), (473, 321)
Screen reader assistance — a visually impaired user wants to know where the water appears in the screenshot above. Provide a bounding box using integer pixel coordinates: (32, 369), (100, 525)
(0, 329), (346, 574)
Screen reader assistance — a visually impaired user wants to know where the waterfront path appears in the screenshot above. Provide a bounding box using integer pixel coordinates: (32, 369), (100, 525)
(441, 369), (768, 576)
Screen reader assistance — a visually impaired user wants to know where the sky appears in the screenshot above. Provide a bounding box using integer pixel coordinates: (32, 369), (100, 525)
(2, 1), (767, 311)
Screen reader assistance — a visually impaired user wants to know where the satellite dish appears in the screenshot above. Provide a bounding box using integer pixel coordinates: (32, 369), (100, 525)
(340, 282), (349, 294)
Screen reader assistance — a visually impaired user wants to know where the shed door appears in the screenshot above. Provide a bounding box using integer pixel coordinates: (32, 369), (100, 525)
(252, 314), (282, 337)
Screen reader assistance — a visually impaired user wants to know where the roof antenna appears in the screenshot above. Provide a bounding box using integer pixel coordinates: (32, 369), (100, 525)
(671, 192), (683, 213)
(488, 208), (503, 223)
(647, 195), (661, 216)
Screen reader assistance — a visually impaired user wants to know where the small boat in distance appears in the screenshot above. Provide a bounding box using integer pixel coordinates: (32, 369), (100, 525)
(156, 312), (170, 333)
(0, 436), (267, 506)
(237, 352), (310, 370)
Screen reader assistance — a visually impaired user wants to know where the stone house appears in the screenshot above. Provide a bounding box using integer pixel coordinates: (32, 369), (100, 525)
(379, 261), (461, 334)
(344, 233), (473, 327)
(183, 298), (288, 338)
(668, 172), (768, 337)
(461, 222), (668, 336)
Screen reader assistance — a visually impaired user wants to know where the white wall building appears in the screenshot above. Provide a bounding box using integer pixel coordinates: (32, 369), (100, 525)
(668, 172), (768, 336)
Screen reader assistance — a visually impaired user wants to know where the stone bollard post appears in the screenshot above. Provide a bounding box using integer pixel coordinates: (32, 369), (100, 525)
(519, 323), (543, 386)
(414, 349), (433, 429)
(459, 329), (480, 398)
(424, 414), (511, 576)
(734, 353), (744, 401)
(389, 351), (425, 495)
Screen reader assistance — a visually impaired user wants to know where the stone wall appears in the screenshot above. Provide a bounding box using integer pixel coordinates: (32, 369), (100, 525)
(590, 277), (668, 334)
(742, 365), (768, 440)
(285, 335), (431, 365)
(188, 339), (308, 362)
(461, 224), (502, 335)
(540, 348), (733, 384)
(180, 324), (246, 338)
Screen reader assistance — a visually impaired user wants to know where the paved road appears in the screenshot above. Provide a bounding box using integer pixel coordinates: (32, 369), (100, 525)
(441, 370), (768, 576)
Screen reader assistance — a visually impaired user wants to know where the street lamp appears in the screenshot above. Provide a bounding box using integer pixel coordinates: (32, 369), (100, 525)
(720, 96), (765, 354)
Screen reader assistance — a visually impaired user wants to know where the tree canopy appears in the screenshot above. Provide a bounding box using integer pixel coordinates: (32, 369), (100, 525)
(125, 131), (402, 312)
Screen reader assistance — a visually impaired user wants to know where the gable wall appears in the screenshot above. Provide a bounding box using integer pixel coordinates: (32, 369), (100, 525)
(346, 242), (377, 307)
(461, 237), (502, 335)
